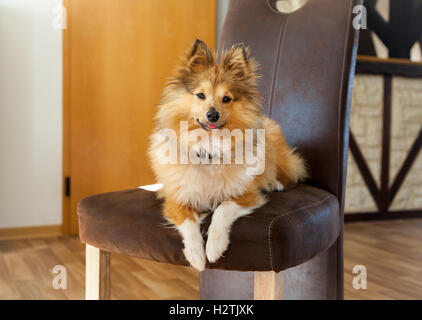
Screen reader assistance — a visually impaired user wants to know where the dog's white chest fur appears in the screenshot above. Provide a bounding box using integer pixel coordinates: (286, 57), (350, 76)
(160, 164), (253, 212)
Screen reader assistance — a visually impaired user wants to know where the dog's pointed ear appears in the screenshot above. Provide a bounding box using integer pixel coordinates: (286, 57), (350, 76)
(184, 39), (215, 73)
(222, 43), (251, 79)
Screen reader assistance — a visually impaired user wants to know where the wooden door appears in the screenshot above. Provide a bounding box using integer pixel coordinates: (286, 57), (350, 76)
(63, 0), (216, 234)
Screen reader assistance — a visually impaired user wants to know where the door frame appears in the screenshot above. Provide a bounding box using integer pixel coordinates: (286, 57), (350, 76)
(62, 0), (71, 234)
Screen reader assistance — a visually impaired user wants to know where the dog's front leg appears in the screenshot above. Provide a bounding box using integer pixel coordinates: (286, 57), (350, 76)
(206, 190), (266, 263)
(164, 199), (205, 271)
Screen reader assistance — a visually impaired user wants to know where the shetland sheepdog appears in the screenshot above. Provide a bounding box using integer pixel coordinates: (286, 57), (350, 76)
(149, 39), (307, 271)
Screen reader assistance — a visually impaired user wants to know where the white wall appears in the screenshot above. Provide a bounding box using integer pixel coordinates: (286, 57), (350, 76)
(0, 0), (62, 228)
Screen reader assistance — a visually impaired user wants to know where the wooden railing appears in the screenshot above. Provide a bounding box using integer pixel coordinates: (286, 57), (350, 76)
(345, 56), (422, 222)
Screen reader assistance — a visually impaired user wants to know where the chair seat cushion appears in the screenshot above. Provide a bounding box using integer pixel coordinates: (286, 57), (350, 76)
(78, 184), (340, 272)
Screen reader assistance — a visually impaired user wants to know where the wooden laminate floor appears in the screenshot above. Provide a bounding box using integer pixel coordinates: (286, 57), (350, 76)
(0, 219), (421, 300)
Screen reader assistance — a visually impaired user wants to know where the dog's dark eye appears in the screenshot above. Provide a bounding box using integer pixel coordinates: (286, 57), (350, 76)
(196, 93), (206, 100)
(222, 96), (232, 103)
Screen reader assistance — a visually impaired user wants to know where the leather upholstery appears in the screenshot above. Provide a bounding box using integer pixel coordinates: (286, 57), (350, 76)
(79, 184), (340, 272)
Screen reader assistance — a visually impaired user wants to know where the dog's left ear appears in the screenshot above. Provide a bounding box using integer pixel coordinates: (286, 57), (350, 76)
(185, 38), (215, 73)
(222, 43), (251, 79)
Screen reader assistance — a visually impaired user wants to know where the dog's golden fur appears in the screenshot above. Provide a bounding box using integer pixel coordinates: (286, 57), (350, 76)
(149, 39), (307, 269)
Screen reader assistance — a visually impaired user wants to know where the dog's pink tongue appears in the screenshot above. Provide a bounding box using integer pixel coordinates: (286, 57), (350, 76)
(208, 124), (218, 129)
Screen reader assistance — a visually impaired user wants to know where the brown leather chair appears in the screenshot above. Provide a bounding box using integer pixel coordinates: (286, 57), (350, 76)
(78, 0), (361, 300)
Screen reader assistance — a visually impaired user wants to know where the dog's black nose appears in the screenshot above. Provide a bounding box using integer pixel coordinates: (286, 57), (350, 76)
(206, 108), (220, 123)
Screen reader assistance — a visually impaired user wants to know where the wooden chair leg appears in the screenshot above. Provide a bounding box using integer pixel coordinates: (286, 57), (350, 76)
(254, 271), (284, 300)
(85, 244), (111, 300)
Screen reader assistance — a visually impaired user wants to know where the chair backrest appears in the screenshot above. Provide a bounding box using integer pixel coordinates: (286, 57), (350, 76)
(219, 0), (361, 205)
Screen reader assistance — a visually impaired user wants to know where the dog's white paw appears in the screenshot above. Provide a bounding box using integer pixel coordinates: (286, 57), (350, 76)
(183, 242), (206, 271)
(206, 202), (235, 263)
(177, 218), (206, 271)
(272, 181), (284, 192)
(205, 201), (256, 263)
(206, 227), (230, 263)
